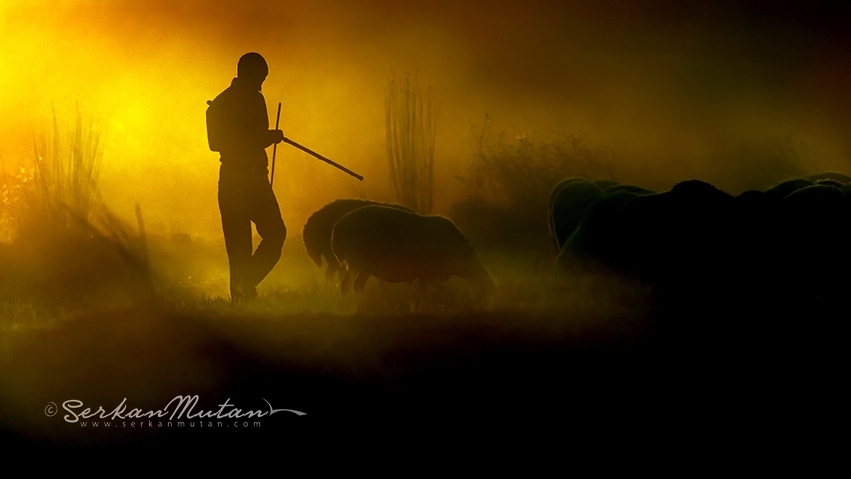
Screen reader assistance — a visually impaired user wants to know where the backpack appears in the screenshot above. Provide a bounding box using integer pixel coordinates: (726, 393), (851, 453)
(205, 97), (225, 152)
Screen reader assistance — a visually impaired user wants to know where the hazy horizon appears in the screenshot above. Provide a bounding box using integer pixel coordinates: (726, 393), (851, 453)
(2, 0), (849, 239)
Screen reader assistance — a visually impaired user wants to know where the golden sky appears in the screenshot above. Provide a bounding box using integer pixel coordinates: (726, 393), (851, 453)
(2, 0), (850, 238)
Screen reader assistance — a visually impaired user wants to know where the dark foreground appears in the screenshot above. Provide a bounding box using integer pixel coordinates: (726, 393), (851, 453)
(0, 288), (844, 457)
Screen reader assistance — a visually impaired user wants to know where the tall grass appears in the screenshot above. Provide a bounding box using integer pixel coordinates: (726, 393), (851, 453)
(0, 108), (152, 310)
(31, 108), (103, 225)
(386, 72), (438, 214)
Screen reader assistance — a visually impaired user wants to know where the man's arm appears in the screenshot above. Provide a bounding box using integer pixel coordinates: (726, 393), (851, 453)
(217, 91), (283, 154)
(256, 93), (284, 149)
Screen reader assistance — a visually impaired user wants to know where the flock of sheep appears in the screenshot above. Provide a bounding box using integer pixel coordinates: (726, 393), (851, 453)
(301, 170), (851, 316)
(548, 172), (851, 312)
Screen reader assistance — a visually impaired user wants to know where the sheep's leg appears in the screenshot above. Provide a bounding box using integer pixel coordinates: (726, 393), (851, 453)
(340, 269), (354, 294)
(335, 263), (347, 283)
(353, 271), (371, 292)
(325, 261), (340, 282)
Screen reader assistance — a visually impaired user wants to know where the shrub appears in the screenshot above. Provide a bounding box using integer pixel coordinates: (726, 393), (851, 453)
(451, 121), (612, 256)
(0, 108), (151, 308)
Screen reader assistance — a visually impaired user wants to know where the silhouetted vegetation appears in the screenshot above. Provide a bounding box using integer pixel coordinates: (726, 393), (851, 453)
(450, 122), (612, 258)
(0, 110), (151, 309)
(386, 72), (437, 214)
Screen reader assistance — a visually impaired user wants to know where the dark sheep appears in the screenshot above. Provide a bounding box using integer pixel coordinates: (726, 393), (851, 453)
(556, 189), (644, 274)
(729, 184), (851, 308)
(302, 199), (412, 281)
(548, 178), (605, 251)
(548, 177), (590, 214)
(555, 176), (851, 365)
(558, 178), (851, 315)
(331, 206), (494, 294)
(557, 180), (738, 293)
(779, 184), (851, 302)
(764, 178), (814, 199)
(731, 189), (783, 266)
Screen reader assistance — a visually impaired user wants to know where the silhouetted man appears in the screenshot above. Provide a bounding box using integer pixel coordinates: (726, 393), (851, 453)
(207, 52), (286, 302)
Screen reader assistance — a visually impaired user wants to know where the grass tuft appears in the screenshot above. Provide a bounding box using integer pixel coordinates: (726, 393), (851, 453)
(0, 108), (152, 310)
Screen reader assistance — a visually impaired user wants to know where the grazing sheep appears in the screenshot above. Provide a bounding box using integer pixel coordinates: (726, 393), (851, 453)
(556, 189), (644, 275)
(732, 189), (783, 268)
(548, 178), (589, 213)
(331, 206), (494, 294)
(302, 199), (412, 281)
(548, 178), (653, 253)
(548, 178), (605, 251)
(557, 177), (851, 323)
(764, 178), (814, 199)
(557, 180), (737, 287)
(728, 183), (851, 306)
(780, 185), (851, 299)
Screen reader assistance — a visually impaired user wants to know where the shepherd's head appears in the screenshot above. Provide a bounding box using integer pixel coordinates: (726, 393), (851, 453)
(237, 52), (268, 91)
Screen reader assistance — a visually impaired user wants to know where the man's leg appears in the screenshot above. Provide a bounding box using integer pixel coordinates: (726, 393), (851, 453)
(247, 180), (286, 290)
(219, 171), (255, 301)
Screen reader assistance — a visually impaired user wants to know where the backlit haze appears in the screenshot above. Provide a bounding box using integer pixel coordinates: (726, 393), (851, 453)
(2, 0), (849, 239)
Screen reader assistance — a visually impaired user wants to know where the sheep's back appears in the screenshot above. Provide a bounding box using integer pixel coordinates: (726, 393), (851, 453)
(332, 206), (475, 282)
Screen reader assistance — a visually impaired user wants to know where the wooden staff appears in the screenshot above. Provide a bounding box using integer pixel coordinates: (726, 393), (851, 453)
(282, 137), (364, 181)
(270, 101), (281, 185)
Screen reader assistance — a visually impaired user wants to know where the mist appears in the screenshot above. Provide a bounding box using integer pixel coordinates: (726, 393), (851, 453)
(2, 0), (849, 453)
(1, 0), (848, 240)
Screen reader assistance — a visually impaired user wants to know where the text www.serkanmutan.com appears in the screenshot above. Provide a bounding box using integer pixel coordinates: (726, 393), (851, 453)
(78, 420), (262, 428)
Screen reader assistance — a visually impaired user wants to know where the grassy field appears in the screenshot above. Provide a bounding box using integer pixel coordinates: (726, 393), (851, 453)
(0, 227), (672, 451)
(4, 232), (838, 455)
(1, 121), (840, 455)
